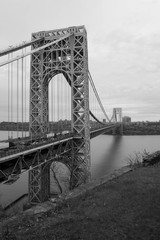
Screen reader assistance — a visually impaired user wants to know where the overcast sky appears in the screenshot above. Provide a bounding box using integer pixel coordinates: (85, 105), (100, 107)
(0, 0), (160, 121)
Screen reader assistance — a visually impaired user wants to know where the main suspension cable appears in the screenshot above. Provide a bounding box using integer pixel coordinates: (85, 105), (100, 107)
(0, 34), (71, 67)
(88, 71), (110, 122)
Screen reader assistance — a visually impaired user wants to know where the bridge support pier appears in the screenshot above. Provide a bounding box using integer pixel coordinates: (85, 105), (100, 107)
(29, 163), (50, 204)
(70, 138), (91, 189)
(112, 124), (123, 135)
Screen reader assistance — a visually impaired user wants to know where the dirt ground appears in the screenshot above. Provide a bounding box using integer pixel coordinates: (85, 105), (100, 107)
(1, 166), (160, 240)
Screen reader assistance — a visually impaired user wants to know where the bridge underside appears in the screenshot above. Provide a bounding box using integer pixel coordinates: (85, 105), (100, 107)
(0, 124), (122, 203)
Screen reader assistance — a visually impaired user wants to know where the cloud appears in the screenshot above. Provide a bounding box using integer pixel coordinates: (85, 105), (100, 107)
(88, 29), (160, 121)
(1, 0), (160, 121)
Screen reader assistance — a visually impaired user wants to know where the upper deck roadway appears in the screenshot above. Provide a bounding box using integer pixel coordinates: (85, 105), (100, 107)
(0, 124), (117, 164)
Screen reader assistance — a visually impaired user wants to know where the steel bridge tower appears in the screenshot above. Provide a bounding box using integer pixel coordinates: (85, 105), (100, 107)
(29, 26), (90, 192)
(112, 108), (123, 135)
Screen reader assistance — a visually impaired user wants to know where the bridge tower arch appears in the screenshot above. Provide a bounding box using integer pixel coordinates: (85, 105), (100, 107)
(29, 26), (91, 190)
(112, 108), (122, 123)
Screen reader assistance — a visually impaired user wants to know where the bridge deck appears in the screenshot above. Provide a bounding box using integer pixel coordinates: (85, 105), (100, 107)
(0, 125), (117, 163)
(0, 136), (73, 164)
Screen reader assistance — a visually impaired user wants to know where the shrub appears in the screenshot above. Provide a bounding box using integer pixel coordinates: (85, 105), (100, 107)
(127, 149), (150, 169)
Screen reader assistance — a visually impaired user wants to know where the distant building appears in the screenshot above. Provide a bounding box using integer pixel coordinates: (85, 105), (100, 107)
(122, 116), (131, 123)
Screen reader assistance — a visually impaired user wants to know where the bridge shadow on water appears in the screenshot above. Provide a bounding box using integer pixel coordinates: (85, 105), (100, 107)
(91, 135), (124, 180)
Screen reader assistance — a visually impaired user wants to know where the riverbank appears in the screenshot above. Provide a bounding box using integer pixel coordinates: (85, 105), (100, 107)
(103, 122), (160, 135)
(123, 122), (160, 135)
(1, 164), (160, 239)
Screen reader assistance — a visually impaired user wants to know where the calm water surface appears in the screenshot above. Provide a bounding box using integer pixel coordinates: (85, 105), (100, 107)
(91, 135), (160, 179)
(1, 131), (160, 207)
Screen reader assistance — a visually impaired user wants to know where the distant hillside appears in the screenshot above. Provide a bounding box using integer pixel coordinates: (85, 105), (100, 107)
(0, 122), (29, 131)
(0, 120), (71, 132)
(123, 122), (160, 135)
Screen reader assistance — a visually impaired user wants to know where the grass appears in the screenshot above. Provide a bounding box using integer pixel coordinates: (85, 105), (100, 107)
(1, 165), (160, 239)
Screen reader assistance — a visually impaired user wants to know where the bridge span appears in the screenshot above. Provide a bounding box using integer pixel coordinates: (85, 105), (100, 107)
(0, 124), (120, 178)
(0, 25), (123, 203)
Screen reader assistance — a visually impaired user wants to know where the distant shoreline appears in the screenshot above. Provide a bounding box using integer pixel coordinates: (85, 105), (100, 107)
(1, 121), (160, 135)
(105, 122), (160, 135)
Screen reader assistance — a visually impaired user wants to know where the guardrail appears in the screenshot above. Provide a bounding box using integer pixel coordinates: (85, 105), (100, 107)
(0, 133), (74, 158)
(0, 124), (117, 158)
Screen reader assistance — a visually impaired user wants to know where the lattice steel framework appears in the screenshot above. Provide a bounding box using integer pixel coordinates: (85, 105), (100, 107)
(29, 163), (50, 203)
(28, 139), (73, 203)
(29, 26), (90, 190)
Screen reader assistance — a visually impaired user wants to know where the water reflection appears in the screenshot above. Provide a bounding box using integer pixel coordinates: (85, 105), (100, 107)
(91, 135), (160, 179)
(91, 135), (123, 179)
(1, 134), (160, 207)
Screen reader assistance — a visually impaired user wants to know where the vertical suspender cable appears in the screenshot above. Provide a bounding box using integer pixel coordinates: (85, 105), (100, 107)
(51, 76), (53, 136)
(8, 54), (10, 139)
(65, 41), (68, 122)
(24, 47), (27, 137)
(69, 77), (70, 127)
(89, 81), (91, 114)
(57, 73), (59, 133)
(53, 78), (55, 135)
(89, 82), (92, 122)
(66, 61), (68, 122)
(53, 77), (55, 134)
(61, 74), (63, 130)
(54, 77), (56, 135)
(59, 72), (61, 131)
(51, 51), (53, 136)
(11, 52), (13, 139)
(66, 38), (71, 127)
(63, 73), (65, 122)
(66, 64), (68, 122)
(21, 56), (24, 138)
(17, 60), (19, 138)
(59, 73), (61, 132)
(60, 46), (62, 122)
(52, 78), (54, 136)
(60, 42), (63, 126)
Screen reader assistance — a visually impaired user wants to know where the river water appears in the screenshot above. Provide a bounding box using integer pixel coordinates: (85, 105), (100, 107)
(0, 131), (160, 208)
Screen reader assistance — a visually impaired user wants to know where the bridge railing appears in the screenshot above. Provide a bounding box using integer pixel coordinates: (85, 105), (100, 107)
(0, 123), (118, 158)
(0, 133), (74, 158)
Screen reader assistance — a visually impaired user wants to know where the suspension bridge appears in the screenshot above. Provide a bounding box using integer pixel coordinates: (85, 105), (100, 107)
(0, 26), (122, 204)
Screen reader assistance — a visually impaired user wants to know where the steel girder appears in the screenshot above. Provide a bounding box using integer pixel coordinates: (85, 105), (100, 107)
(29, 162), (50, 203)
(0, 138), (73, 183)
(29, 26), (91, 191)
(28, 139), (73, 204)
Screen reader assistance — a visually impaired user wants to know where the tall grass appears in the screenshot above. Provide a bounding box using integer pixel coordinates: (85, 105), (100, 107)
(127, 149), (150, 169)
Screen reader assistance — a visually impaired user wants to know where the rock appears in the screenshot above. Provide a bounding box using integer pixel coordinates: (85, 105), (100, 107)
(143, 151), (160, 166)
